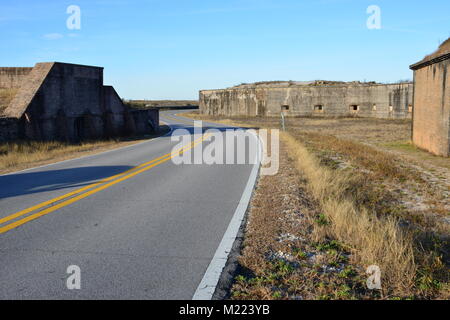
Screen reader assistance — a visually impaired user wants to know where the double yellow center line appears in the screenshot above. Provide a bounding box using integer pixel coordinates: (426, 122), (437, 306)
(0, 133), (209, 234)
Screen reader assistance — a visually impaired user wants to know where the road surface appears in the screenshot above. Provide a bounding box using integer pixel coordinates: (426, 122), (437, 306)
(0, 110), (257, 299)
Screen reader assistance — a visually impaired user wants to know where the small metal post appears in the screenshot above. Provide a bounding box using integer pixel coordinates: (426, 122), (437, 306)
(280, 112), (286, 131)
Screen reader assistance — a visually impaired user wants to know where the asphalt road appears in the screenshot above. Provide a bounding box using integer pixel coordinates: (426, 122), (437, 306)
(0, 110), (255, 299)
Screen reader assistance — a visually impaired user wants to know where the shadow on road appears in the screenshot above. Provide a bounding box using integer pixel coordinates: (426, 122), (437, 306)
(0, 165), (134, 200)
(0, 124), (260, 200)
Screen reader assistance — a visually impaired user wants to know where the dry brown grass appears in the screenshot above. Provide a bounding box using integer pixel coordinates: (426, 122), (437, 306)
(184, 111), (449, 170)
(0, 124), (170, 174)
(0, 131), (170, 175)
(281, 132), (417, 296)
(0, 140), (135, 174)
(185, 112), (448, 299)
(294, 131), (423, 182)
(0, 88), (18, 114)
(233, 140), (373, 300)
(183, 112), (448, 219)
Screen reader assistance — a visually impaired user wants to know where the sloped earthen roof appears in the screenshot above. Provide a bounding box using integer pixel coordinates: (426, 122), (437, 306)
(410, 38), (450, 70)
(2, 62), (55, 118)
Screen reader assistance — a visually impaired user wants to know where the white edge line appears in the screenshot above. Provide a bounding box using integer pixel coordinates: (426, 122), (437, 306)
(192, 130), (262, 300)
(1, 121), (174, 177)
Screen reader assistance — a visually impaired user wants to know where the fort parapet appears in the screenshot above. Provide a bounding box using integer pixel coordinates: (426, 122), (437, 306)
(199, 81), (413, 119)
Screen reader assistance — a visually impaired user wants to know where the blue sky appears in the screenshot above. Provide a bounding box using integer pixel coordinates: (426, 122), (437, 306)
(0, 0), (449, 99)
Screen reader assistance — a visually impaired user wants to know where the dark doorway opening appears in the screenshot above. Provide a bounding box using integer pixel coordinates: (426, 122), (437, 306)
(74, 117), (84, 141)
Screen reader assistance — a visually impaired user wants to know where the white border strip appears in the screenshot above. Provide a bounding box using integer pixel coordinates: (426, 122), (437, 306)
(192, 131), (262, 300)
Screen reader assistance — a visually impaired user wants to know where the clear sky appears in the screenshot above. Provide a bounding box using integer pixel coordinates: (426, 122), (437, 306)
(1, 0), (449, 99)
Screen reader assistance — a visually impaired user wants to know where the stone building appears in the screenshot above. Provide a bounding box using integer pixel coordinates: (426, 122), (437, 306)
(410, 39), (450, 157)
(199, 81), (413, 119)
(0, 62), (159, 142)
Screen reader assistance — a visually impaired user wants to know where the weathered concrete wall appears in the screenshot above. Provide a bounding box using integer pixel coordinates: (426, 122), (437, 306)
(22, 63), (105, 141)
(132, 109), (160, 135)
(0, 68), (33, 113)
(0, 117), (19, 141)
(0, 67), (33, 89)
(103, 85), (126, 137)
(0, 62), (160, 142)
(200, 82), (413, 119)
(146, 109), (159, 132)
(104, 86), (126, 114)
(0, 88), (18, 113)
(410, 41), (450, 157)
(30, 63), (104, 118)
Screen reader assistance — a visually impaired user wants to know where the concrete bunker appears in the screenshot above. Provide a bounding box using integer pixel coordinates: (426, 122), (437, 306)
(200, 80), (413, 119)
(410, 38), (450, 157)
(0, 62), (159, 142)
